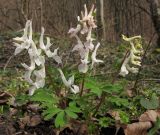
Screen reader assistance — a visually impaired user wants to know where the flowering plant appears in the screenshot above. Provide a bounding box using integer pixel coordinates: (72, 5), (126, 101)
(12, 4), (157, 135)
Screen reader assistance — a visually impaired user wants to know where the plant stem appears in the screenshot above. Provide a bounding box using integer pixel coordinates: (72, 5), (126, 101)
(112, 50), (130, 84)
(133, 32), (156, 94)
(93, 49), (130, 117)
(80, 73), (86, 96)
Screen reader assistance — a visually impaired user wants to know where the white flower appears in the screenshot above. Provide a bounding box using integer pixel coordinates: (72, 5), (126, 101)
(13, 20), (32, 55)
(119, 55), (130, 77)
(91, 43), (103, 68)
(68, 24), (81, 37)
(21, 48), (36, 83)
(58, 69), (79, 94)
(39, 27), (46, 50)
(29, 64), (46, 95)
(78, 4), (97, 34)
(13, 20), (30, 42)
(84, 40), (94, 51)
(72, 35), (84, 52)
(78, 49), (89, 73)
(39, 28), (62, 64)
(70, 85), (80, 94)
(14, 42), (30, 55)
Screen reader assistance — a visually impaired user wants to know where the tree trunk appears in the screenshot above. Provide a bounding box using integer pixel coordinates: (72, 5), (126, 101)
(148, 0), (160, 46)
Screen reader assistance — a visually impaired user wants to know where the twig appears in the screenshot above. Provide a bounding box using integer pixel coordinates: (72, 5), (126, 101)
(139, 78), (160, 82)
(3, 55), (14, 71)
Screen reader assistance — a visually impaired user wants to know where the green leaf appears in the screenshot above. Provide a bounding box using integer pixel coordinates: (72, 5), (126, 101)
(15, 94), (30, 105)
(108, 96), (129, 107)
(68, 102), (81, 113)
(31, 89), (58, 105)
(140, 94), (159, 109)
(55, 111), (66, 128)
(65, 109), (78, 119)
(43, 108), (61, 120)
(85, 78), (102, 96)
(102, 83), (123, 94)
(99, 117), (114, 127)
(119, 111), (130, 124)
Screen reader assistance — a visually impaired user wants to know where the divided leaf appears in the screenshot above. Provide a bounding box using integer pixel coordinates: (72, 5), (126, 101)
(55, 111), (66, 128)
(102, 83), (123, 94)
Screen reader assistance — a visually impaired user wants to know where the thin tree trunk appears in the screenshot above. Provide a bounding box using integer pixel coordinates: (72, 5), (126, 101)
(148, 0), (160, 46)
(100, 0), (106, 40)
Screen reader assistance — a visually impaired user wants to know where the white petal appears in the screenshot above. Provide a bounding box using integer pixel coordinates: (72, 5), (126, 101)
(68, 75), (74, 86)
(68, 24), (81, 37)
(84, 40), (94, 50)
(39, 27), (46, 50)
(46, 37), (52, 49)
(23, 70), (33, 84)
(29, 86), (37, 96)
(126, 65), (139, 74)
(53, 55), (62, 64)
(14, 45), (25, 55)
(81, 23), (88, 34)
(119, 65), (129, 77)
(70, 85), (79, 94)
(58, 69), (70, 87)
(78, 63), (88, 73)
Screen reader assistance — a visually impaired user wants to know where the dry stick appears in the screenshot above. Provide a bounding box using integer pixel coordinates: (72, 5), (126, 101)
(139, 79), (160, 82)
(93, 50), (130, 117)
(3, 55), (14, 71)
(133, 32), (156, 93)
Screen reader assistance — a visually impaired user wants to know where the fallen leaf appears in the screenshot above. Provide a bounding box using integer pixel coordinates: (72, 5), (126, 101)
(139, 110), (160, 123)
(0, 91), (12, 105)
(29, 115), (41, 127)
(124, 122), (152, 135)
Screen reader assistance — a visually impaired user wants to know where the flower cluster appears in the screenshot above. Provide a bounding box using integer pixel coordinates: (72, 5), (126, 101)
(13, 20), (61, 95)
(68, 4), (103, 73)
(119, 35), (143, 77)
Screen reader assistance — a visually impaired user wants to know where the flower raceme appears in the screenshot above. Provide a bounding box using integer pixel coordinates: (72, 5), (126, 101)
(13, 20), (61, 95)
(119, 35), (143, 77)
(68, 4), (103, 73)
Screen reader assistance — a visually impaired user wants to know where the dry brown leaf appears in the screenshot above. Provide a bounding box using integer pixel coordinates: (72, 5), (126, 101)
(139, 110), (160, 123)
(19, 115), (30, 129)
(0, 91), (12, 104)
(124, 110), (160, 135)
(108, 110), (120, 121)
(29, 115), (41, 127)
(124, 121), (152, 135)
(27, 104), (40, 113)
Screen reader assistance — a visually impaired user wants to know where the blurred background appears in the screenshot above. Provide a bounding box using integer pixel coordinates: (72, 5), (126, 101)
(0, 0), (160, 68)
(0, 0), (159, 42)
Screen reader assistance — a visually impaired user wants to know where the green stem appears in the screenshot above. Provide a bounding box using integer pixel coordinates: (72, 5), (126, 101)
(80, 73), (86, 96)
